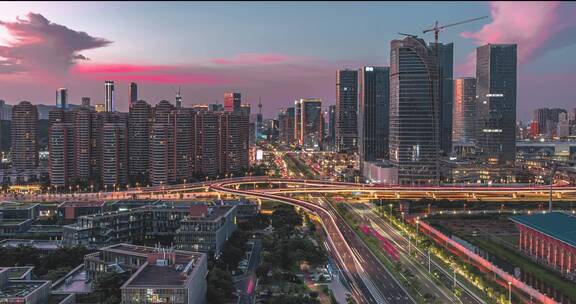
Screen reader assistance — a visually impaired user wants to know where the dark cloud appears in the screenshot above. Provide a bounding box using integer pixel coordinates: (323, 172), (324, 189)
(0, 12), (111, 75)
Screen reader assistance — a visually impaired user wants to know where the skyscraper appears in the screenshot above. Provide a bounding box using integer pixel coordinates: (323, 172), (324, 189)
(101, 123), (128, 188)
(389, 36), (439, 185)
(475, 44), (517, 167)
(128, 100), (152, 183)
(11, 101), (38, 170)
(336, 69), (358, 153)
(49, 122), (74, 186)
(219, 112), (249, 176)
(358, 66), (389, 166)
(294, 100), (302, 147)
(150, 100), (175, 186)
(429, 42), (454, 155)
(452, 77), (477, 147)
(300, 98), (323, 151)
(149, 123), (173, 186)
(74, 107), (93, 181)
(278, 107), (295, 146)
(327, 105), (336, 149)
(82, 97), (91, 107)
(194, 111), (219, 178)
(129, 82), (137, 108)
(105, 80), (115, 112)
(56, 88), (68, 110)
(224, 92), (241, 112)
(173, 108), (193, 182)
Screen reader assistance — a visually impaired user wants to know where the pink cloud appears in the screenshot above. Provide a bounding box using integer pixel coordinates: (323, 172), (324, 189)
(0, 12), (111, 75)
(210, 53), (310, 65)
(457, 1), (576, 75)
(73, 63), (229, 85)
(74, 64), (166, 74)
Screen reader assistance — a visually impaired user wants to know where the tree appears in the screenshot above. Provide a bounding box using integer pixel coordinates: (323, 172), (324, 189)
(220, 230), (249, 270)
(271, 205), (302, 237)
(207, 267), (235, 304)
(94, 272), (129, 303)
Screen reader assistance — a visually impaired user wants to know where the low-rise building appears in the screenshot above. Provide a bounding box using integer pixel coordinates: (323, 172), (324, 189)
(0, 202), (39, 220)
(511, 212), (576, 281)
(0, 239), (61, 253)
(57, 201), (107, 224)
(216, 198), (258, 220)
(84, 243), (207, 304)
(175, 205), (237, 256)
(0, 267), (74, 304)
(63, 202), (238, 255)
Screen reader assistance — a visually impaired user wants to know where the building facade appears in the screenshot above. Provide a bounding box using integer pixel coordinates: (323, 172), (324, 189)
(224, 92), (241, 113)
(389, 36), (439, 185)
(358, 66), (389, 168)
(335, 69), (358, 153)
(11, 101), (39, 170)
(452, 77), (477, 155)
(475, 44), (517, 168)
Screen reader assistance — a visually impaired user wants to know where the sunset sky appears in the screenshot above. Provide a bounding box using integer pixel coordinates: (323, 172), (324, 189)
(1, 1), (575, 120)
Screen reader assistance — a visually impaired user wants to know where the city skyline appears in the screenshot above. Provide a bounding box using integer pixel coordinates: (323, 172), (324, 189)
(0, 2), (575, 121)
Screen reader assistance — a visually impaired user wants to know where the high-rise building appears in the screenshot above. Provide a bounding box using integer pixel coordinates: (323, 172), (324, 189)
(224, 92), (241, 112)
(389, 36), (439, 185)
(194, 111), (219, 177)
(173, 108), (193, 182)
(48, 123), (74, 186)
(300, 98), (323, 151)
(278, 107), (295, 145)
(129, 82), (137, 108)
(294, 100), (302, 147)
(452, 77), (477, 147)
(11, 101), (38, 170)
(429, 42), (454, 155)
(56, 88), (68, 110)
(336, 69), (358, 153)
(104, 80), (115, 112)
(219, 112), (249, 176)
(240, 104), (251, 117)
(475, 43), (517, 167)
(101, 123), (128, 188)
(81, 97), (91, 107)
(150, 101), (175, 186)
(558, 112), (570, 138)
(327, 105), (336, 149)
(358, 66), (389, 166)
(95, 104), (105, 113)
(128, 100), (152, 183)
(74, 107), (93, 181)
(149, 123), (174, 186)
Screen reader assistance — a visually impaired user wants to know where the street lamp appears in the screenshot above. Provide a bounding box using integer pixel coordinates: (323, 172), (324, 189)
(508, 281), (512, 304)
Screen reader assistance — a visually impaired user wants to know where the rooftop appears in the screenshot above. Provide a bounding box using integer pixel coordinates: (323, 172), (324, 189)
(0, 202), (38, 210)
(58, 201), (106, 208)
(185, 205), (234, 221)
(0, 281), (48, 299)
(0, 219), (31, 226)
(0, 239), (61, 251)
(102, 243), (202, 265)
(126, 265), (187, 287)
(510, 212), (576, 247)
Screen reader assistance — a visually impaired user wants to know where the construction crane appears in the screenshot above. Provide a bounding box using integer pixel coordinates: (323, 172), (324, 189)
(398, 32), (419, 39)
(422, 16), (488, 47)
